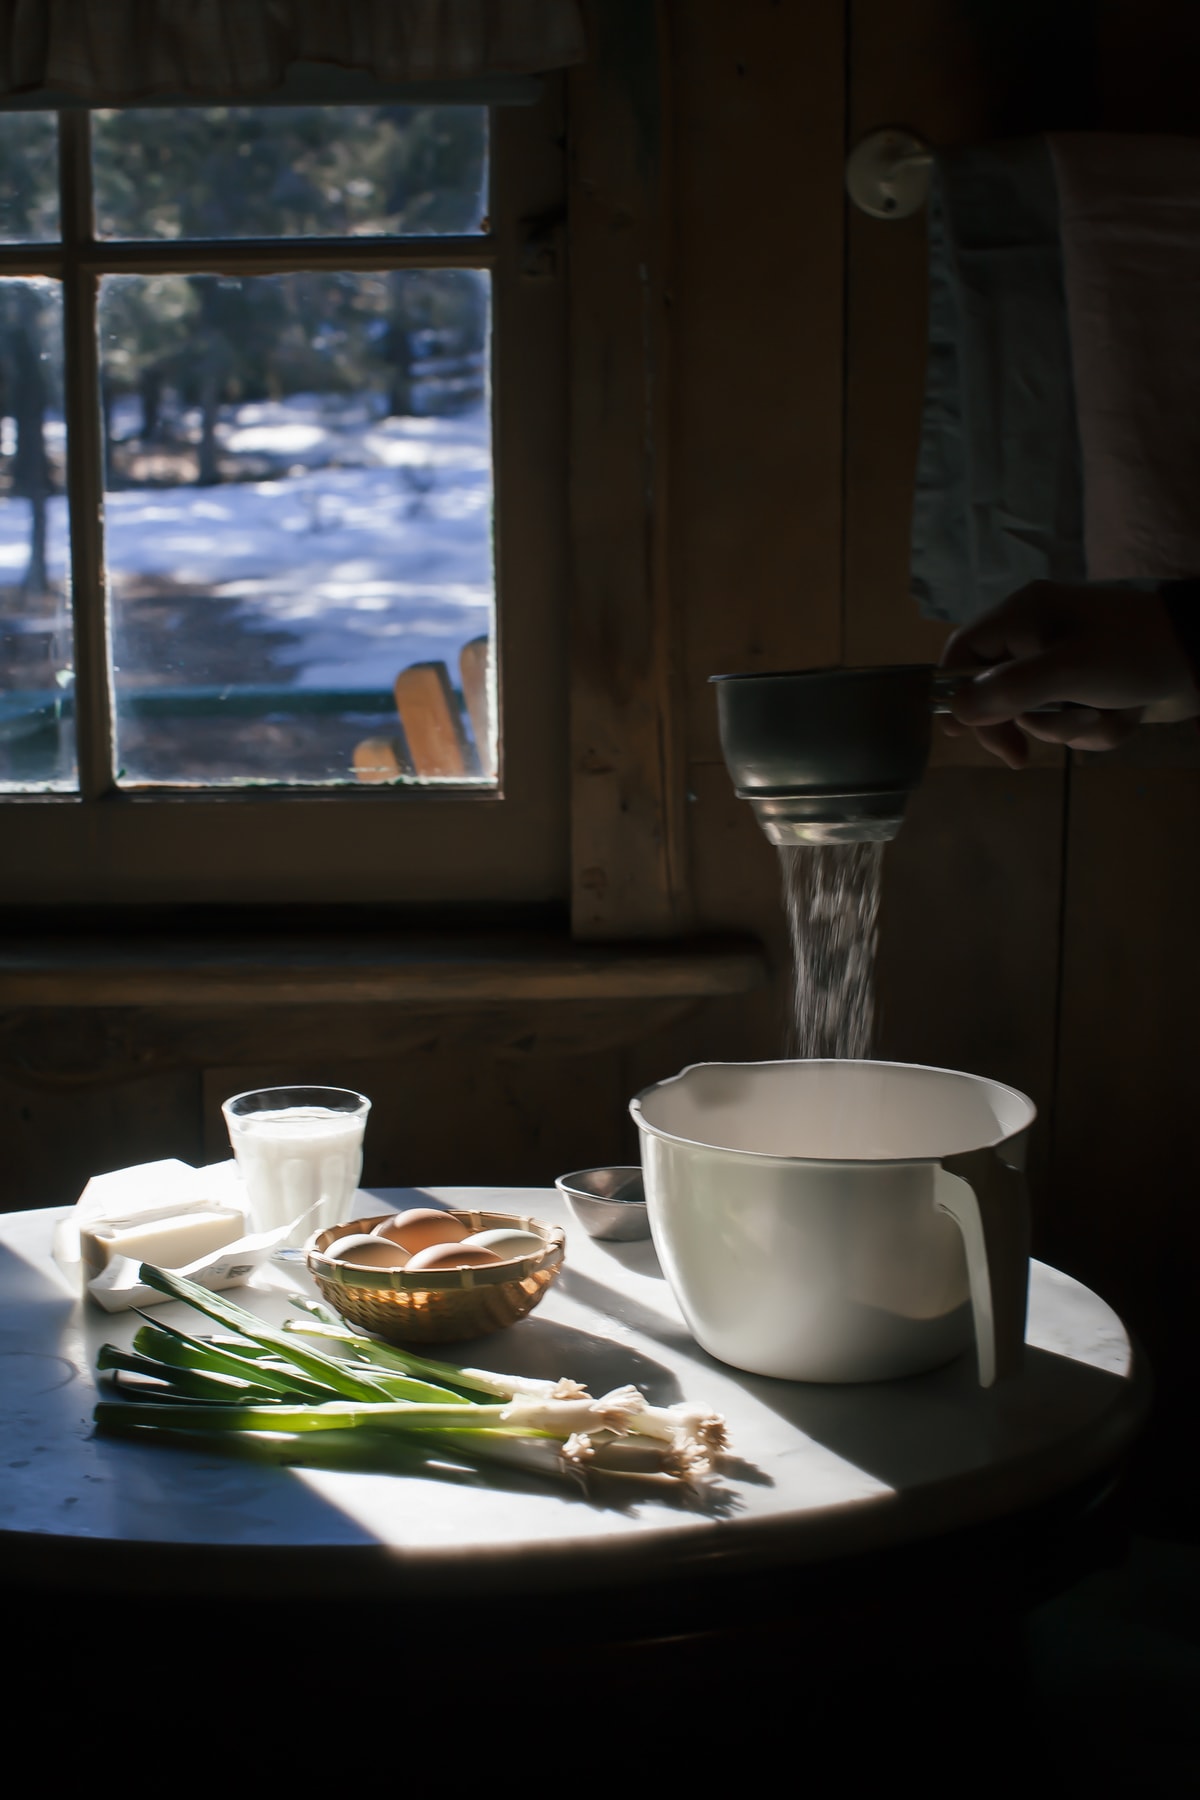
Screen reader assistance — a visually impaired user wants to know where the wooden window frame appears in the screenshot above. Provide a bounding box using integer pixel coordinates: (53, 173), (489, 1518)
(0, 92), (570, 909)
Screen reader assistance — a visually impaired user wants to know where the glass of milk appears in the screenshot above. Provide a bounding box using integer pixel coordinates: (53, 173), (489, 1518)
(221, 1086), (371, 1241)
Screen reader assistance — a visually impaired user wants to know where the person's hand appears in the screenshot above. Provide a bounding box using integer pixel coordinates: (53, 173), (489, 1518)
(939, 581), (1200, 768)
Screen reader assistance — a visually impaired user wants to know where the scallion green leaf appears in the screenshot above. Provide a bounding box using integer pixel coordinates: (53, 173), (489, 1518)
(136, 1264), (397, 1402)
(131, 1318), (335, 1401)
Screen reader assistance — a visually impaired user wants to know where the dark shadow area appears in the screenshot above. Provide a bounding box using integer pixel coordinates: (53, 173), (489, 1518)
(555, 1263), (698, 1360)
(357, 1184), (452, 1213)
(2, 1240), (1193, 1787)
(726, 1342), (1139, 1501)
(558, 1263), (1144, 1510)
(2, 1467), (1169, 1791)
(1023, 1532), (1200, 1788)
(581, 1233), (668, 1279)
(428, 1310), (686, 1407)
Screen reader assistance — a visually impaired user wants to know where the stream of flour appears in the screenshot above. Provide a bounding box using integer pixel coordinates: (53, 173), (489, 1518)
(779, 842), (884, 1059)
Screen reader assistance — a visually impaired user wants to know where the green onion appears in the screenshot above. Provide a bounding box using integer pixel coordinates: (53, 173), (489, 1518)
(288, 1296), (346, 1329)
(93, 1393), (631, 1438)
(588, 1384), (730, 1457)
(282, 1318), (589, 1402)
(92, 1263), (728, 1494)
(194, 1335), (278, 1359)
(132, 1317), (460, 1406)
(131, 1317), (333, 1401)
(93, 1415), (585, 1487)
(136, 1264), (397, 1402)
(96, 1344), (283, 1403)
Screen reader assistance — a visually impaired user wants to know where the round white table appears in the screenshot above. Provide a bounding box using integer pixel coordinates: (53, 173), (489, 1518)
(0, 1185), (1150, 1602)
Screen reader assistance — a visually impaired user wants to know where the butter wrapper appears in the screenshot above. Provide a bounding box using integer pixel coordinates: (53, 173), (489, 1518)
(81, 1223), (293, 1313)
(52, 1156), (289, 1311)
(81, 1203), (246, 1281)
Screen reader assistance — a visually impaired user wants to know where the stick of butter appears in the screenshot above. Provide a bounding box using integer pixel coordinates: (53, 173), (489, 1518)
(80, 1207), (245, 1278)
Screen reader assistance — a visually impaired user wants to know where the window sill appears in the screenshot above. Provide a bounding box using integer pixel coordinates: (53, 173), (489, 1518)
(0, 930), (768, 1010)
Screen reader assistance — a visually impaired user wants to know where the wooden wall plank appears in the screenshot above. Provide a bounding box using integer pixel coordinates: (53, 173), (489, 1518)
(875, 768), (1065, 1215)
(620, 759), (796, 1106)
(567, 1), (687, 937)
(670, 0), (846, 757)
(625, 0), (848, 1070)
(0, 1068), (201, 1211)
(844, 0), (1200, 1511)
(1095, 0), (1200, 131)
(0, 933), (765, 1010)
(1050, 767), (1200, 1385)
(0, 995), (742, 1079)
(842, 0), (1068, 1239)
(1084, 0), (1200, 1489)
(843, 0), (986, 669)
(202, 1051), (629, 1192)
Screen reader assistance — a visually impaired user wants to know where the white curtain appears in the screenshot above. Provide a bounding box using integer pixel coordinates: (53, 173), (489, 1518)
(0, 0), (586, 102)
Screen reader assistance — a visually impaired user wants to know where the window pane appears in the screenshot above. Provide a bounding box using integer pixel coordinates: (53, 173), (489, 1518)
(100, 269), (495, 786)
(92, 106), (488, 240)
(0, 280), (74, 791)
(0, 114), (60, 242)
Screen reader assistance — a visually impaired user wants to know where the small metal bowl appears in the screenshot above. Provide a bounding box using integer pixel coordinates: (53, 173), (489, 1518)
(556, 1166), (650, 1242)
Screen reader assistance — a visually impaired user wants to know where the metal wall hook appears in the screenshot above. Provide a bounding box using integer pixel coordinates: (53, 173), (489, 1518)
(846, 127), (933, 219)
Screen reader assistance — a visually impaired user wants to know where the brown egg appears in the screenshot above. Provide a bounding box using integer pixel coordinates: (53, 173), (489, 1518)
(372, 1208), (470, 1252)
(325, 1233), (411, 1270)
(461, 1227), (545, 1260)
(404, 1241), (503, 1273)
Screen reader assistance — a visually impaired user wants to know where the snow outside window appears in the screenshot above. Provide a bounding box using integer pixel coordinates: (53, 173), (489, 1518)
(0, 103), (499, 791)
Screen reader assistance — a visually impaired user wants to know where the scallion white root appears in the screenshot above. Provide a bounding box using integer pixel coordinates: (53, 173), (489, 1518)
(612, 1393), (730, 1457)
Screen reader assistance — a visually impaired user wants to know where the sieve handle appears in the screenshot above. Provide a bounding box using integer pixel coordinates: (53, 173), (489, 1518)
(931, 670), (1072, 717)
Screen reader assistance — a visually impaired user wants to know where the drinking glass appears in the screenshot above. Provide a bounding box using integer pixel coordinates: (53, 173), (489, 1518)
(222, 1085), (371, 1239)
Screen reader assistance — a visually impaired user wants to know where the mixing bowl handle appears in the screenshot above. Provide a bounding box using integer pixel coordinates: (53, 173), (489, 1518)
(935, 1146), (1032, 1386)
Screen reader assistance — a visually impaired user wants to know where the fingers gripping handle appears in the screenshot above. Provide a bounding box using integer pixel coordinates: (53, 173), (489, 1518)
(936, 1146), (1032, 1386)
(931, 671), (1072, 717)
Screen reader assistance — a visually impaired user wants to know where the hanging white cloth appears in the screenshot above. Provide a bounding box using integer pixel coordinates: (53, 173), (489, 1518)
(1050, 132), (1200, 583)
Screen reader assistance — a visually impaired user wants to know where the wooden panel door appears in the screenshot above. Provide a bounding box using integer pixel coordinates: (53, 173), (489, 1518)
(844, 0), (1200, 1501)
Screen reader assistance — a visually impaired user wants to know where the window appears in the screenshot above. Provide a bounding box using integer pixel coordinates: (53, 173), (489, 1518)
(0, 94), (567, 906)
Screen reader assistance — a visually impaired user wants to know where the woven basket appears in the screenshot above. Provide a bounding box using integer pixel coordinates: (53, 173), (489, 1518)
(305, 1208), (565, 1345)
